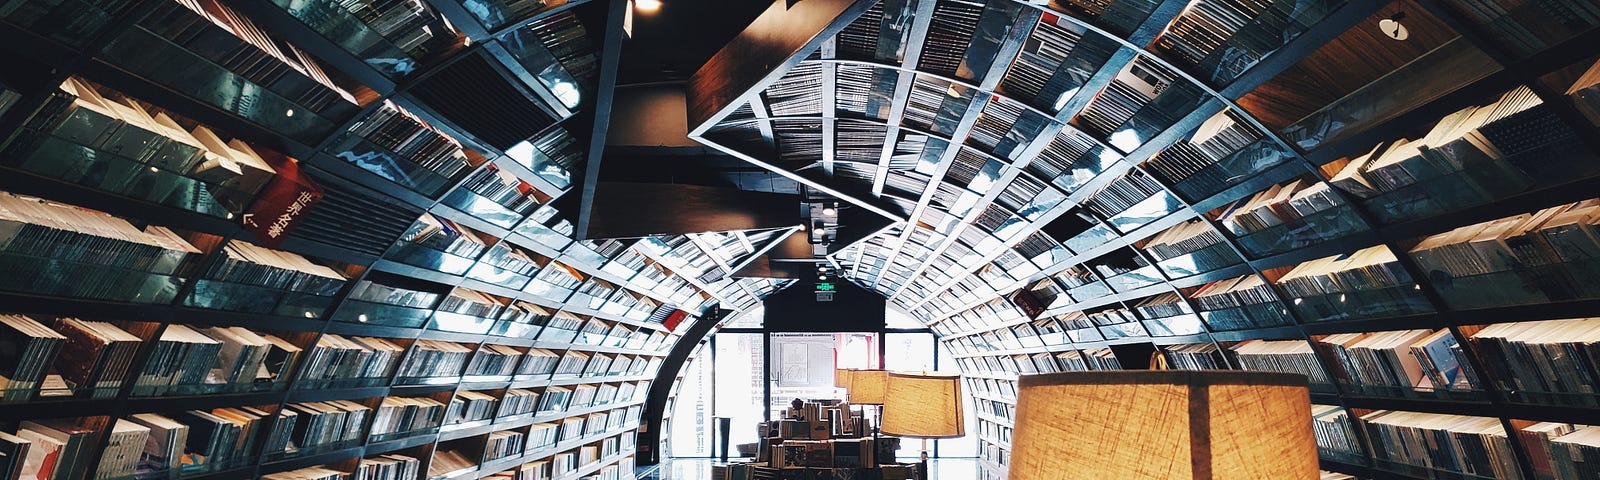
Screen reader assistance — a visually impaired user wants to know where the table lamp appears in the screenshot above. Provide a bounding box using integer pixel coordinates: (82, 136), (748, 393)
(881, 372), (963, 480)
(1009, 370), (1317, 480)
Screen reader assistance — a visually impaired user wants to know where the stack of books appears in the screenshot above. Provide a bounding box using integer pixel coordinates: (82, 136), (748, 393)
(1277, 245), (1426, 320)
(499, 389), (540, 417)
(458, 165), (543, 217)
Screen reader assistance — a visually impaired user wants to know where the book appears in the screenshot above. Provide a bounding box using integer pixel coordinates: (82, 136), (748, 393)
(126, 413), (188, 479)
(96, 420), (151, 479)
(51, 318), (141, 398)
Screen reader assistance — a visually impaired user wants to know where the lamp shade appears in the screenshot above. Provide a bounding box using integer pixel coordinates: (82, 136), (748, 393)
(847, 369), (887, 405)
(880, 372), (964, 438)
(834, 368), (853, 388)
(1010, 370), (1317, 480)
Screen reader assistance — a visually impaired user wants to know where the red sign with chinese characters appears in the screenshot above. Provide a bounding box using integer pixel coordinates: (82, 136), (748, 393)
(662, 309), (690, 332)
(243, 150), (323, 248)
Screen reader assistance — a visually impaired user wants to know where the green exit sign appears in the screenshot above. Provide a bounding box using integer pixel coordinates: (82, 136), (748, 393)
(815, 282), (836, 292)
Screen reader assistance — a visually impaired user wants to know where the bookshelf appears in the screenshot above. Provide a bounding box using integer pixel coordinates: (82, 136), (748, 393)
(670, 1), (1600, 480)
(0, 3), (797, 480)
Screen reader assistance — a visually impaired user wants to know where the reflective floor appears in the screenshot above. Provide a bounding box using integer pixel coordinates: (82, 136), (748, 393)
(643, 457), (981, 479)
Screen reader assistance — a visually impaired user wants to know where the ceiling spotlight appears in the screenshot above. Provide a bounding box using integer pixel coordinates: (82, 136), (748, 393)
(818, 265), (828, 272)
(822, 206), (838, 217)
(635, 0), (662, 13)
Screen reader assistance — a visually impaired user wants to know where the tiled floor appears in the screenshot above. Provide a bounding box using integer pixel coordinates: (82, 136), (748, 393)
(640, 457), (980, 479)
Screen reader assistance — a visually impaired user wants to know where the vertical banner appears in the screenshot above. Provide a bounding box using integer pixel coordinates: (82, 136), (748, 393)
(242, 150), (323, 248)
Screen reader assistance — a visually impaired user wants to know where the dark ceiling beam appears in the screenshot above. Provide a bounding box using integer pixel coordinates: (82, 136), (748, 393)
(695, 135), (910, 222)
(684, 0), (878, 135)
(1125, 0), (1190, 46)
(1216, 1), (1388, 99)
(584, 182), (801, 239)
(575, 0), (629, 240)
(871, 4), (1039, 291)
(727, 226), (806, 279)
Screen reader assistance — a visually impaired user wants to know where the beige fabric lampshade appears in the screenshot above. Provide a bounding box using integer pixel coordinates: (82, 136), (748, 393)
(847, 369), (887, 405)
(1010, 370), (1316, 480)
(880, 372), (964, 438)
(835, 368), (853, 388)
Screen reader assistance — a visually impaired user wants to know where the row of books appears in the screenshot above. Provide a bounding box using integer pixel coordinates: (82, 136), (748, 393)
(1190, 275), (1285, 330)
(19, 78), (278, 214)
(201, 240), (346, 295)
(401, 214), (489, 260)
(0, 190), (198, 276)
(394, 340), (473, 379)
(438, 289), (508, 322)
(269, 400), (372, 455)
(1229, 339), (1331, 385)
(1360, 410), (1523, 479)
(300, 334), (405, 385)
(1164, 342), (1229, 370)
(262, 465), (343, 480)
(145, 0), (357, 112)
(343, 101), (472, 182)
(345, 280), (441, 309)
(1311, 405), (1364, 460)
(135, 324), (302, 395)
(1317, 329), (1479, 395)
(353, 454), (422, 480)
(1409, 199), (1600, 306)
(1077, 59), (1171, 141)
(1139, 219), (1230, 263)
(1277, 245), (1413, 298)
(1215, 179), (1347, 237)
(1519, 422), (1600, 480)
(371, 396), (445, 437)
(1083, 170), (1165, 222)
(0, 316), (140, 400)
(1469, 318), (1600, 401)
(459, 166), (543, 215)
(327, 0), (445, 56)
(1143, 110), (1266, 192)
(448, 390), (500, 424)
(1151, 0), (1332, 85)
(1329, 87), (1546, 199)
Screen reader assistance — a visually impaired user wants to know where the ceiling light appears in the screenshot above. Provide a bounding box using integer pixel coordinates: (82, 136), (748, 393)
(284, 109), (294, 117)
(822, 206), (837, 217)
(1379, 12), (1408, 41)
(551, 81), (581, 109)
(635, 0), (662, 13)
